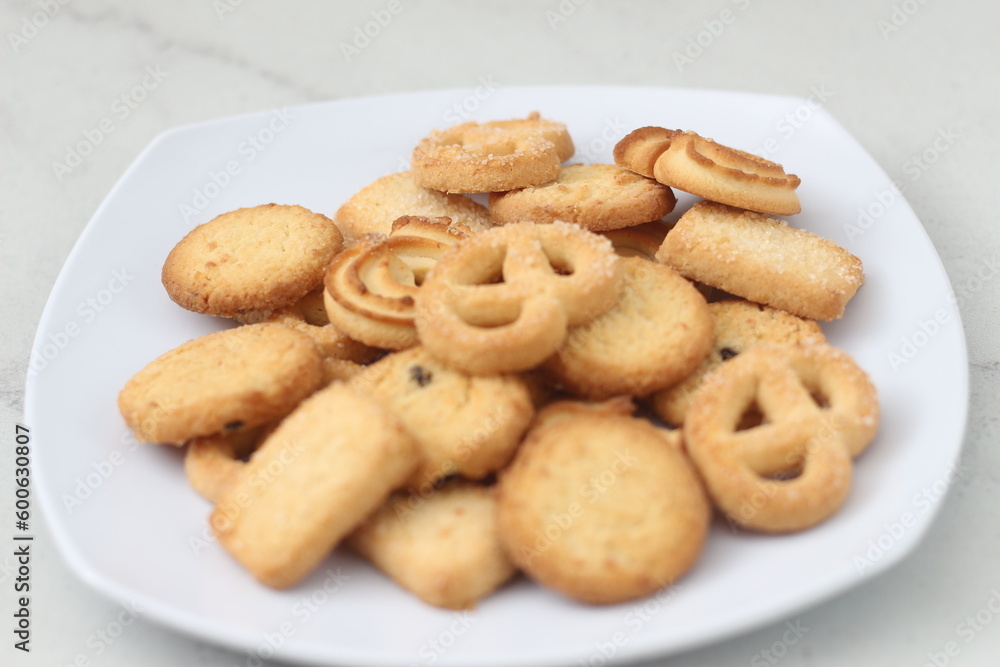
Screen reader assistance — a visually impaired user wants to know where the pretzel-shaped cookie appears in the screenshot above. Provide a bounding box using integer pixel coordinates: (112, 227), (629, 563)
(323, 225), (467, 350)
(684, 344), (878, 533)
(614, 127), (801, 215)
(411, 112), (574, 193)
(415, 222), (621, 374)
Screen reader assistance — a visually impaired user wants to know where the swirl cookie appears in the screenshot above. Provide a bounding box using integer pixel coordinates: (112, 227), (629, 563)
(334, 172), (492, 241)
(652, 299), (827, 427)
(488, 163), (676, 231)
(117, 323), (323, 445)
(542, 257), (714, 399)
(657, 201), (864, 321)
(414, 222), (622, 374)
(323, 230), (462, 350)
(614, 127), (801, 215)
(348, 346), (534, 491)
(211, 382), (419, 588)
(347, 480), (516, 610)
(162, 204), (344, 318)
(684, 344), (879, 533)
(496, 399), (710, 604)
(411, 112), (574, 193)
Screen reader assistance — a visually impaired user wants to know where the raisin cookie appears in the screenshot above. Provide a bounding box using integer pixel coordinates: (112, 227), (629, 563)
(348, 346), (534, 491)
(118, 323), (323, 445)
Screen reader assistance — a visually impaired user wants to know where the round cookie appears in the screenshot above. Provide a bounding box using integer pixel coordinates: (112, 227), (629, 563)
(162, 204), (344, 318)
(334, 172), (492, 241)
(542, 257), (714, 399)
(347, 480), (516, 610)
(496, 399), (710, 604)
(411, 112), (574, 193)
(488, 163), (676, 231)
(651, 299), (827, 427)
(117, 323), (323, 445)
(348, 346), (535, 492)
(614, 127), (801, 216)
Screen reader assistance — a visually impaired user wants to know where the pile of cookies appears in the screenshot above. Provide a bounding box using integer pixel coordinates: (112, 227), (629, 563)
(118, 112), (879, 610)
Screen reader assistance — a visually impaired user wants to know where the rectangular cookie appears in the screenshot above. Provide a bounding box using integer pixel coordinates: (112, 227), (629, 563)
(656, 201), (863, 320)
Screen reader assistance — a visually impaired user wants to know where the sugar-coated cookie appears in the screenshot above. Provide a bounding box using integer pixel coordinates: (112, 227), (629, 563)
(684, 344), (879, 533)
(542, 257), (713, 399)
(488, 163), (676, 231)
(348, 480), (516, 609)
(652, 299), (827, 426)
(411, 112), (574, 193)
(162, 204), (344, 318)
(496, 398), (710, 604)
(334, 172), (492, 241)
(118, 323), (323, 445)
(657, 201), (864, 321)
(414, 222), (621, 374)
(211, 382), (418, 588)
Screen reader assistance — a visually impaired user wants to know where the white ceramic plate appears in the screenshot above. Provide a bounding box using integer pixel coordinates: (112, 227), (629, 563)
(27, 86), (968, 666)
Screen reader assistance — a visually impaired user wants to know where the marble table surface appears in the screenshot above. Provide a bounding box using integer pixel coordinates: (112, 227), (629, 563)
(2, 1), (998, 665)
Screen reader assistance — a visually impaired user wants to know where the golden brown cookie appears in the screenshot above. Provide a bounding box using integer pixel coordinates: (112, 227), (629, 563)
(334, 172), (492, 241)
(162, 204), (344, 318)
(323, 231), (460, 350)
(347, 480), (516, 609)
(236, 288), (384, 363)
(348, 346), (534, 491)
(657, 201), (864, 321)
(684, 344), (879, 533)
(411, 112), (574, 193)
(184, 426), (271, 503)
(496, 398), (710, 604)
(614, 127), (801, 215)
(118, 323), (323, 445)
(542, 257), (713, 399)
(652, 299), (827, 426)
(389, 215), (473, 244)
(211, 382), (418, 588)
(414, 222), (622, 374)
(599, 221), (670, 261)
(488, 163), (676, 231)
